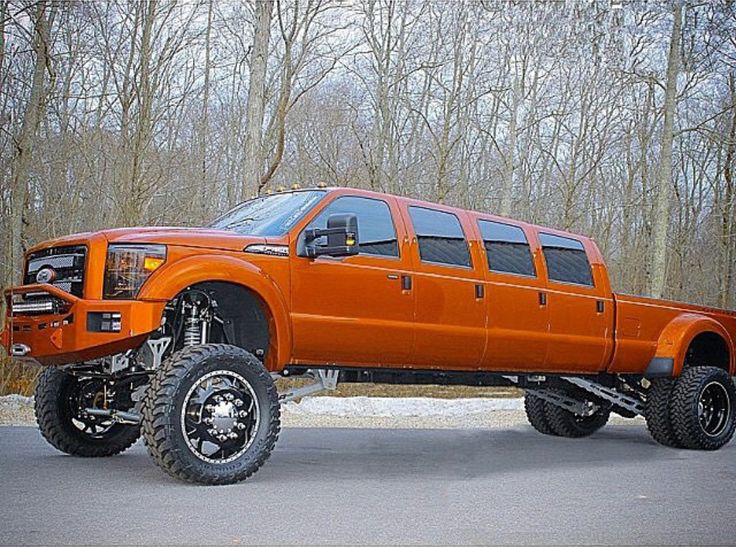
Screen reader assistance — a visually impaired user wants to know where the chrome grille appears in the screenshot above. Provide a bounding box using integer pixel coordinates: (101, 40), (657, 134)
(24, 245), (87, 297)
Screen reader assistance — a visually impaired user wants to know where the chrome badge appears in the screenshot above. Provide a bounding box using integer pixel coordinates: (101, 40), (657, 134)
(35, 267), (56, 284)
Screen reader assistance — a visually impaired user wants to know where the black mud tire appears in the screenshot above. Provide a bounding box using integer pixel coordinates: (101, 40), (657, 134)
(670, 366), (736, 450)
(524, 392), (558, 436)
(34, 367), (140, 457)
(544, 389), (610, 438)
(141, 344), (280, 485)
(644, 378), (683, 448)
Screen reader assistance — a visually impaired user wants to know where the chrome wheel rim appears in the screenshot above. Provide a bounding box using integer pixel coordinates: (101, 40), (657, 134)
(698, 381), (730, 438)
(181, 370), (260, 464)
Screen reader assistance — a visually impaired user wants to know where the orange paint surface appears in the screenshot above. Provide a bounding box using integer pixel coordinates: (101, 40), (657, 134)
(3, 188), (735, 376)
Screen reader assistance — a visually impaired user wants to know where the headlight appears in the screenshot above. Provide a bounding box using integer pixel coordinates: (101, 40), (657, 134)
(103, 244), (166, 299)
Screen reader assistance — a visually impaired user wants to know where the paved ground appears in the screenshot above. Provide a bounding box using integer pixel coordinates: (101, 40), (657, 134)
(1, 425), (735, 545)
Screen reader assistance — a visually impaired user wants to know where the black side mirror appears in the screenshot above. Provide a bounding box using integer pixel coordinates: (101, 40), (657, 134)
(303, 213), (359, 258)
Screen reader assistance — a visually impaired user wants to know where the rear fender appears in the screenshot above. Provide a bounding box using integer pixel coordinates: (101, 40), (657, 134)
(137, 255), (291, 370)
(653, 313), (734, 376)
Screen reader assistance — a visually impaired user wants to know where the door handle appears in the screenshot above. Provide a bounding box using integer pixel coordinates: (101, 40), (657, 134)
(539, 292), (547, 306)
(596, 300), (604, 313)
(401, 275), (412, 291)
(475, 284), (485, 299)
(387, 274), (399, 280)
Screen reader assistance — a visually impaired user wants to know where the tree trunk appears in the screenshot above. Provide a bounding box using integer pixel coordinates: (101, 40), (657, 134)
(7, 0), (54, 288)
(720, 72), (736, 309)
(243, 0), (274, 198)
(648, 1), (682, 299)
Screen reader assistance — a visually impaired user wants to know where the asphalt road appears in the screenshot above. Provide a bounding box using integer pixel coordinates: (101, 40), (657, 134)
(1, 424), (735, 545)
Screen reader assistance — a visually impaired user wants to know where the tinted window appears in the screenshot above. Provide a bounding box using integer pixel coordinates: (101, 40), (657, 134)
(409, 207), (471, 267)
(478, 220), (535, 277)
(308, 196), (398, 257)
(539, 233), (594, 286)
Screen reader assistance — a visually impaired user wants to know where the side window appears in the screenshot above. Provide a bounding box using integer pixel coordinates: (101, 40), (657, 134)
(539, 233), (594, 286)
(478, 220), (535, 277)
(308, 196), (399, 257)
(408, 206), (471, 267)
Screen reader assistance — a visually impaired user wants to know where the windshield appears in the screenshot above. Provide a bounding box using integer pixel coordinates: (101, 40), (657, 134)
(208, 190), (326, 236)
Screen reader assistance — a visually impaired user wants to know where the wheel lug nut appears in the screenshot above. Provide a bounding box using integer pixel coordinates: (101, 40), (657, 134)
(208, 428), (218, 435)
(234, 399), (243, 407)
(203, 417), (213, 425)
(225, 393), (234, 401)
(228, 432), (238, 439)
(236, 422), (246, 430)
(205, 404), (215, 412)
(238, 411), (247, 418)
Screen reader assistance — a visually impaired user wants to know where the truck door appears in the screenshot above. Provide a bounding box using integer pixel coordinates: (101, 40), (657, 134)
(290, 194), (415, 366)
(401, 204), (486, 369)
(475, 218), (549, 371)
(538, 233), (614, 373)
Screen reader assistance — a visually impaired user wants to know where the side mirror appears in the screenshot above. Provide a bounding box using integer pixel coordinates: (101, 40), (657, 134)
(303, 213), (359, 258)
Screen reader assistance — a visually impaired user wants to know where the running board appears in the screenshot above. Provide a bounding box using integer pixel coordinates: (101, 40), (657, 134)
(561, 377), (645, 416)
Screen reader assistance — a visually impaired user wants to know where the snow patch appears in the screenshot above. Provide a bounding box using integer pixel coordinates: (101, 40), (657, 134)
(0, 394), (33, 408)
(284, 396), (524, 417)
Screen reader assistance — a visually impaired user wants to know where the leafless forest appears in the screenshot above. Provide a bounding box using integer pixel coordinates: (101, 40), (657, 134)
(2, 0), (735, 309)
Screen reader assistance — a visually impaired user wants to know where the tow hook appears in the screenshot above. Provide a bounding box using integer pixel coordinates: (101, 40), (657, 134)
(10, 343), (31, 357)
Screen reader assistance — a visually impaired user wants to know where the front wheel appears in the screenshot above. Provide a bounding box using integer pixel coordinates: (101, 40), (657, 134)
(34, 367), (141, 457)
(141, 344), (280, 485)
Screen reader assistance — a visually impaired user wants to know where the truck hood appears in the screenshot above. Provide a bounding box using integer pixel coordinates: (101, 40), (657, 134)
(29, 227), (278, 254)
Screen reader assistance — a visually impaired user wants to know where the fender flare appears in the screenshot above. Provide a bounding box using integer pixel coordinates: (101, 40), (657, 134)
(137, 254), (292, 370)
(652, 313), (734, 377)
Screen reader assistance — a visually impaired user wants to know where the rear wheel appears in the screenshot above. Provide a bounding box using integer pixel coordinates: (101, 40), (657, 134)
(524, 392), (558, 436)
(141, 344), (280, 485)
(670, 366), (736, 450)
(34, 367), (140, 457)
(645, 378), (682, 448)
(544, 389), (610, 438)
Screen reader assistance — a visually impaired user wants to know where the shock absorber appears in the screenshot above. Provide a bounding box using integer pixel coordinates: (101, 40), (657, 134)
(183, 301), (201, 346)
(181, 290), (212, 347)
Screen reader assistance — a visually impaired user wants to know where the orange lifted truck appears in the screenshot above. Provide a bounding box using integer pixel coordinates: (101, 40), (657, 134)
(3, 187), (736, 484)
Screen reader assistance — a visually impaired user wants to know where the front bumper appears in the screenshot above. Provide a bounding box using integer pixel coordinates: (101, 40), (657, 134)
(2, 284), (166, 366)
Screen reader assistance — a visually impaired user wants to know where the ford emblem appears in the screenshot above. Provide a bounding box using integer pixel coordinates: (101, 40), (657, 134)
(36, 267), (56, 284)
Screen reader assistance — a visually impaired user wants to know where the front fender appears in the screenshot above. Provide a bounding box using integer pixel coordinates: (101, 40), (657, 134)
(137, 254), (292, 370)
(653, 313), (734, 376)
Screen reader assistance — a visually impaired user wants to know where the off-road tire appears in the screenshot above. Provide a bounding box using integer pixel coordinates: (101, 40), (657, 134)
(34, 367), (140, 457)
(644, 378), (682, 448)
(670, 366), (736, 450)
(544, 389), (610, 438)
(524, 392), (558, 436)
(141, 344), (280, 485)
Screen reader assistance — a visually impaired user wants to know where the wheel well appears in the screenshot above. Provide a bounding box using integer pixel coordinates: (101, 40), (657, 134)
(168, 281), (272, 362)
(685, 331), (730, 372)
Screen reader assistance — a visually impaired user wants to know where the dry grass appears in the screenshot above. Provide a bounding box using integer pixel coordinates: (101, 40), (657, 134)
(0, 356), (41, 397)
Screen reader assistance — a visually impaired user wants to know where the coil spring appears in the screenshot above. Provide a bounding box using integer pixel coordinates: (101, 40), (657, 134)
(183, 315), (201, 346)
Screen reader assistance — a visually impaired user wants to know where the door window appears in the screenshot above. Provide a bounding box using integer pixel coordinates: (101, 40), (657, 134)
(408, 206), (471, 267)
(307, 196), (399, 257)
(478, 220), (535, 277)
(539, 233), (594, 286)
